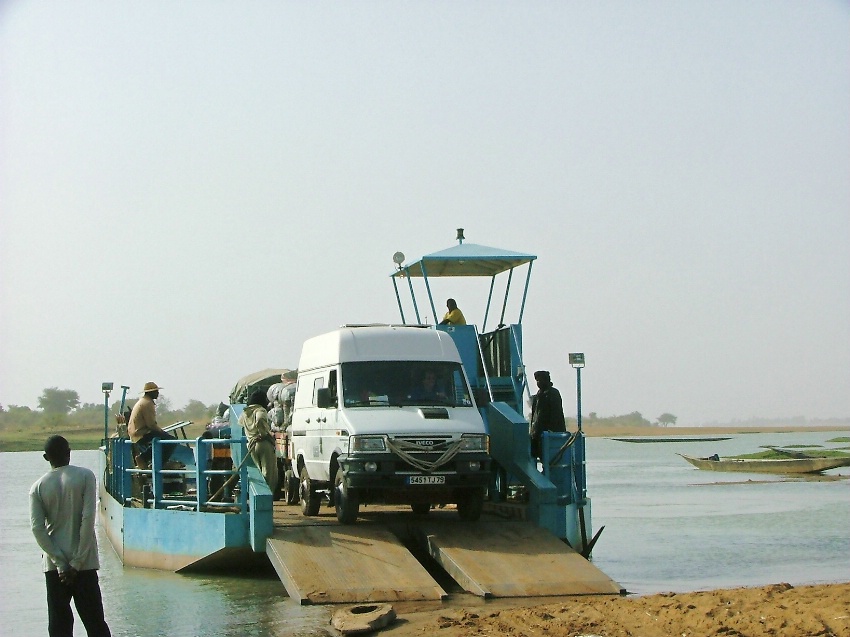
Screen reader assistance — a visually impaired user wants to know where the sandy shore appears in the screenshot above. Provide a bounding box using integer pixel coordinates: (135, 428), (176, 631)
(361, 425), (850, 636)
(581, 424), (850, 437)
(375, 582), (850, 637)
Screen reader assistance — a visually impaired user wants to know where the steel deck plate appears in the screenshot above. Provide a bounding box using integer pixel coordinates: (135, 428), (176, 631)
(266, 525), (447, 605)
(414, 520), (623, 598)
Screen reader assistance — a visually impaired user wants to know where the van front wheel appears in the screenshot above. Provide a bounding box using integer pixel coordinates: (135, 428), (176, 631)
(300, 467), (321, 516)
(334, 469), (360, 524)
(283, 469), (299, 505)
(334, 471), (360, 524)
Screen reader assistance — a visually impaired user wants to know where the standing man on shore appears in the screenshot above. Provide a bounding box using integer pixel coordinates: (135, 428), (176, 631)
(30, 435), (111, 637)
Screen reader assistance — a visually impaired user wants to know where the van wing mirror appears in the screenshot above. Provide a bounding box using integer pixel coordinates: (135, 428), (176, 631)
(316, 387), (334, 409)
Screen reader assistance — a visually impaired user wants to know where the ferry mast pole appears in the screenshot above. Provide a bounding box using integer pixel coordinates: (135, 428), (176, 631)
(101, 382), (113, 442)
(569, 353), (585, 432)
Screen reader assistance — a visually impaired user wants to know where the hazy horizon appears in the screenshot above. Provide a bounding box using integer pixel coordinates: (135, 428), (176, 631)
(2, 2), (848, 426)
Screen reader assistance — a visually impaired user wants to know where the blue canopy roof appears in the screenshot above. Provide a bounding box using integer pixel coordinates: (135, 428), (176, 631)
(392, 242), (536, 278)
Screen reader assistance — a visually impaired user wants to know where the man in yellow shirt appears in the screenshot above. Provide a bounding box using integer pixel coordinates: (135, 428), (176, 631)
(439, 298), (466, 325)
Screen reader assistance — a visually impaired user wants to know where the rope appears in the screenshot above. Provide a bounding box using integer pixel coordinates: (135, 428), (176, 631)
(385, 437), (464, 473)
(549, 431), (579, 466)
(209, 452), (251, 503)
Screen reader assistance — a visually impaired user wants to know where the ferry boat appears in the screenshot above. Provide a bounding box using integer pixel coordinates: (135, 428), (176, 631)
(97, 230), (619, 602)
(98, 398), (274, 571)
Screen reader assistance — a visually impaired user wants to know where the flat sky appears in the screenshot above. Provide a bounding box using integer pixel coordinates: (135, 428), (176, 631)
(1, 2), (848, 425)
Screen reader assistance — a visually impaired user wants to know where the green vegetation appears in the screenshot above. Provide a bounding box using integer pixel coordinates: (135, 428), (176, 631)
(574, 411), (658, 428)
(0, 426), (112, 453)
(733, 449), (850, 460)
(827, 437), (850, 443)
(38, 387), (81, 414)
(657, 413), (677, 427)
(0, 388), (217, 452)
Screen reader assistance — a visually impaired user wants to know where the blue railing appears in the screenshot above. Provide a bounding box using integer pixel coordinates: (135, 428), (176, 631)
(104, 435), (249, 513)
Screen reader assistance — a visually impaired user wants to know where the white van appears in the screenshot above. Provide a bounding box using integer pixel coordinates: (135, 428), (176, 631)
(290, 324), (491, 523)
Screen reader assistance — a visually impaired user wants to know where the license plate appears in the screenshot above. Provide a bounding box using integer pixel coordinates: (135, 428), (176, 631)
(408, 475), (445, 485)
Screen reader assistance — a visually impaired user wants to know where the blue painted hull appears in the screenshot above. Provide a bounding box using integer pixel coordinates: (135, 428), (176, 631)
(98, 434), (274, 571)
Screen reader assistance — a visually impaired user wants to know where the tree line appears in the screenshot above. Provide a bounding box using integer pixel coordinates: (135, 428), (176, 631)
(1, 387), (677, 430)
(0, 387), (218, 430)
(574, 411), (678, 428)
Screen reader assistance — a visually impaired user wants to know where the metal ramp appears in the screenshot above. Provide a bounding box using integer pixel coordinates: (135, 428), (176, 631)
(413, 520), (623, 598)
(266, 525), (447, 605)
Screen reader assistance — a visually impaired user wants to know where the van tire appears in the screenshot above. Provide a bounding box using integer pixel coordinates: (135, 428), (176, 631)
(283, 469), (299, 505)
(457, 487), (484, 521)
(334, 471), (360, 524)
(410, 502), (431, 515)
(300, 466), (321, 516)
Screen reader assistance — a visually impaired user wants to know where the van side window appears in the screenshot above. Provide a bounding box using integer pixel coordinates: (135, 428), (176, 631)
(312, 377), (325, 406)
(328, 369), (338, 405)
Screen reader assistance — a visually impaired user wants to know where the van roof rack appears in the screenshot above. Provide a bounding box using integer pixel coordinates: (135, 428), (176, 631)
(339, 323), (430, 329)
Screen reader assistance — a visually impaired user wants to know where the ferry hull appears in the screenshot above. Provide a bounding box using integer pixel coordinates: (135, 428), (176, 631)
(99, 480), (253, 570)
(98, 438), (273, 572)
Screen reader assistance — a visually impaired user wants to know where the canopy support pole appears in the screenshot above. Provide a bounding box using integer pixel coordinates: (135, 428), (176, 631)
(517, 262), (534, 325)
(421, 263), (437, 324)
(498, 268), (514, 328)
(392, 276), (406, 324)
(482, 276), (496, 332)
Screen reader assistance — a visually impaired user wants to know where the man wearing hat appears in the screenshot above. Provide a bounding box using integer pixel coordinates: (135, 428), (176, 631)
(128, 381), (177, 467)
(530, 370), (565, 462)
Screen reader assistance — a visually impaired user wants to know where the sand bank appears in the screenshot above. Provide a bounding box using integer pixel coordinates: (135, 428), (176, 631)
(381, 581), (850, 637)
(582, 424), (850, 437)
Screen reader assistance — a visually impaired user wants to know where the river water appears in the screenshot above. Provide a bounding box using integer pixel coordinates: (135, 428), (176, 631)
(2, 430), (849, 636)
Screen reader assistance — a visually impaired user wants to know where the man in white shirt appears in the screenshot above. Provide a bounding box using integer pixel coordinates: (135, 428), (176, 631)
(30, 435), (111, 637)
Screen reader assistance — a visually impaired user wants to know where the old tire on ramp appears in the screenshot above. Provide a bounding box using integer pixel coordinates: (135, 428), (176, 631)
(331, 603), (396, 635)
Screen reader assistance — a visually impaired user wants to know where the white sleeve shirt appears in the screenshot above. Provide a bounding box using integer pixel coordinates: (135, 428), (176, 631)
(30, 464), (101, 573)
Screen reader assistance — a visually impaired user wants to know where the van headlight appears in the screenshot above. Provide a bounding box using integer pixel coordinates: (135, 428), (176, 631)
(460, 434), (489, 452)
(350, 435), (386, 452)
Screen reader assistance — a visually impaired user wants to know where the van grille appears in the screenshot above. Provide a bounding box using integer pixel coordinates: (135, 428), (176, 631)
(394, 436), (452, 451)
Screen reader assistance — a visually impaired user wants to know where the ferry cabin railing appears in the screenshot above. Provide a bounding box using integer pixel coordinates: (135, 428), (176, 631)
(390, 258), (534, 333)
(104, 436), (249, 513)
(440, 323), (593, 551)
(436, 323), (528, 416)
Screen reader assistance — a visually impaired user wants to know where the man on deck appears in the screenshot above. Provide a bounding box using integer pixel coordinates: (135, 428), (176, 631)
(530, 370), (565, 462)
(439, 298), (466, 326)
(128, 381), (178, 467)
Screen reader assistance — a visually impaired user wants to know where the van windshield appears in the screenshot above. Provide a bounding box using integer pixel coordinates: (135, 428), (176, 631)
(341, 361), (473, 408)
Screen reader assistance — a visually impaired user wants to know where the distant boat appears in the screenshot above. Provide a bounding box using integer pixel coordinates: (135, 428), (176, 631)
(678, 453), (850, 474)
(612, 437), (732, 443)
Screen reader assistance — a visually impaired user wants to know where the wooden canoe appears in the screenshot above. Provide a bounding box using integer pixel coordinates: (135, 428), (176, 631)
(678, 453), (850, 474)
